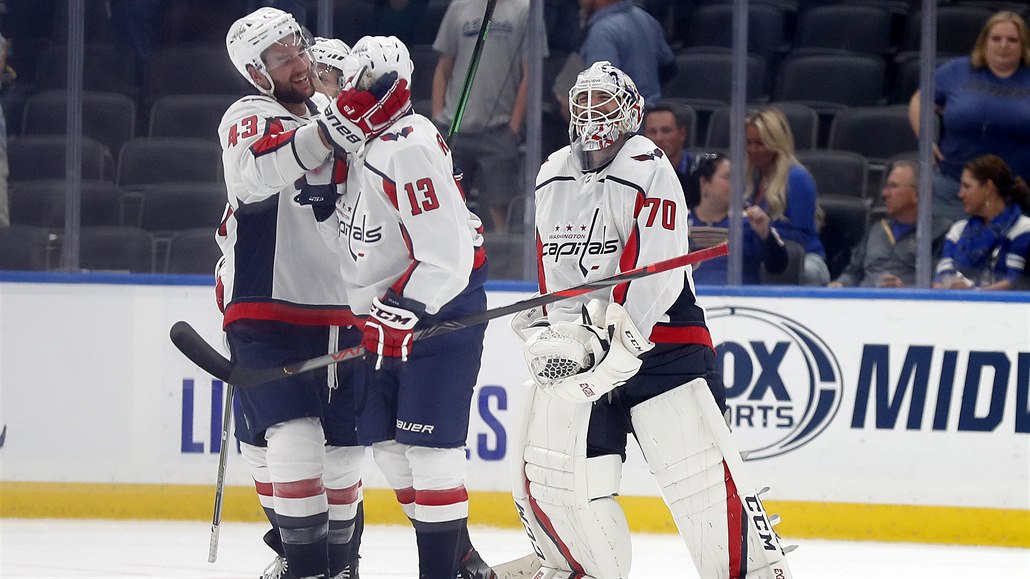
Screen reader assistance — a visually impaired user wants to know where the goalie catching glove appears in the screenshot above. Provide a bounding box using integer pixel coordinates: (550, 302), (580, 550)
(318, 69), (411, 153)
(363, 290), (425, 370)
(524, 301), (653, 402)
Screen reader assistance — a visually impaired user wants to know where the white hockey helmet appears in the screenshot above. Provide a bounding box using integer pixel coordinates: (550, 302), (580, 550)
(342, 35), (414, 93)
(311, 37), (352, 93)
(226, 7), (310, 95)
(568, 61), (645, 171)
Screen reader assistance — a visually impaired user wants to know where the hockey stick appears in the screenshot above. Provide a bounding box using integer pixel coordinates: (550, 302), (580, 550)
(494, 553), (541, 578)
(446, 0), (497, 143)
(170, 243), (727, 388)
(207, 382), (234, 563)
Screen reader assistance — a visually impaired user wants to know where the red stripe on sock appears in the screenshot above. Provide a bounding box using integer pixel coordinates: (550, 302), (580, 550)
(254, 480), (273, 498)
(326, 481), (362, 505)
(273, 477), (325, 499)
(415, 486), (469, 507)
(395, 486), (415, 505)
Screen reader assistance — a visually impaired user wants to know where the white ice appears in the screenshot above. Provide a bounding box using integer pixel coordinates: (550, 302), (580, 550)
(2, 519), (1028, 578)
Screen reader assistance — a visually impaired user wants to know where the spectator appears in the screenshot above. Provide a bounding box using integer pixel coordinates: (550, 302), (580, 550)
(828, 161), (952, 288)
(908, 10), (1030, 223)
(432, 0), (541, 233)
(745, 107), (830, 286)
(685, 152), (788, 285)
(643, 103), (692, 206)
(578, 0), (676, 106)
(934, 154), (1030, 290)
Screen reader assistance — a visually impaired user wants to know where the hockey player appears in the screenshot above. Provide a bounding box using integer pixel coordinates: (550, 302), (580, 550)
(220, 8), (386, 578)
(314, 35), (496, 579)
(510, 61), (795, 578)
(311, 37), (351, 98)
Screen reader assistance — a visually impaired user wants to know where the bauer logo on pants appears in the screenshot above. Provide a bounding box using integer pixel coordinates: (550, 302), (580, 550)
(707, 306), (844, 460)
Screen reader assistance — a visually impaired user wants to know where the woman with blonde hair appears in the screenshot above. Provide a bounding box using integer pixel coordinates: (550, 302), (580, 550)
(745, 107), (829, 285)
(908, 10), (1030, 222)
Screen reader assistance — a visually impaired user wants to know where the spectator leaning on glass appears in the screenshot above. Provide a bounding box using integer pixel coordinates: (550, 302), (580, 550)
(685, 152), (788, 285)
(908, 10), (1030, 223)
(828, 160), (952, 288)
(745, 108), (829, 286)
(934, 154), (1030, 290)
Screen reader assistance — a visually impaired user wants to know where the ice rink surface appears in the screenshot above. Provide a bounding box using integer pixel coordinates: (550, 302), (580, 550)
(3, 519), (1029, 578)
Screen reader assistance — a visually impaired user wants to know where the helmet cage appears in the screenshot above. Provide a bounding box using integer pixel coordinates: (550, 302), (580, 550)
(567, 61), (644, 171)
(311, 37), (351, 92)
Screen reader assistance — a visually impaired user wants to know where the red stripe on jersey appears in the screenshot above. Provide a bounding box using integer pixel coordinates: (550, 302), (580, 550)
(389, 225), (418, 295)
(535, 234), (546, 295)
(326, 482), (362, 505)
(612, 222), (641, 304)
(525, 478), (586, 574)
(649, 324), (714, 349)
(218, 205), (233, 237)
(223, 301), (360, 329)
(254, 480), (273, 498)
(382, 176), (399, 210)
(274, 477), (325, 499)
(415, 486), (469, 507)
(395, 487), (416, 505)
(724, 461), (746, 579)
(332, 157), (348, 183)
(250, 119), (294, 156)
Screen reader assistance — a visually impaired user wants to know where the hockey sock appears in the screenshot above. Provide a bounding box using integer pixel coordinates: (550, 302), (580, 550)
(413, 518), (466, 579)
(329, 502), (363, 574)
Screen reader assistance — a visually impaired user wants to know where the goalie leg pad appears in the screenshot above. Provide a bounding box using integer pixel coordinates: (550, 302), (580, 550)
(511, 382), (632, 578)
(630, 379), (793, 579)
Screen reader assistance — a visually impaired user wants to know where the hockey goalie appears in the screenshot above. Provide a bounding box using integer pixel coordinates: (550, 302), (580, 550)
(508, 60), (795, 579)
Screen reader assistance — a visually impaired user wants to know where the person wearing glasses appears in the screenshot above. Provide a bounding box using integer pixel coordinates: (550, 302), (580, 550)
(828, 161), (952, 288)
(685, 152), (788, 284)
(745, 107), (829, 286)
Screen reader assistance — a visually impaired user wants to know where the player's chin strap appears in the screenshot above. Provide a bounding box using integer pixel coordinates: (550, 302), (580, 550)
(631, 379), (796, 578)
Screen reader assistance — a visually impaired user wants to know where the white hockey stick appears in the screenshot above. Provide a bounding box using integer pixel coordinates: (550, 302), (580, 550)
(494, 553), (542, 578)
(208, 382), (234, 562)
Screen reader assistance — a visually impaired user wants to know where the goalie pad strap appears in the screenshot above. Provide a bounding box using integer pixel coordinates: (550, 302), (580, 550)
(630, 379), (793, 579)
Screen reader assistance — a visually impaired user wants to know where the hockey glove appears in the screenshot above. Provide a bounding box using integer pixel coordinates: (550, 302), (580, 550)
(318, 69), (412, 154)
(363, 291), (425, 370)
(293, 158), (347, 221)
(523, 299), (610, 384)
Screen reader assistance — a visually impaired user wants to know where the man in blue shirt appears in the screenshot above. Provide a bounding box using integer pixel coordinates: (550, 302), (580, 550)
(579, 0), (676, 106)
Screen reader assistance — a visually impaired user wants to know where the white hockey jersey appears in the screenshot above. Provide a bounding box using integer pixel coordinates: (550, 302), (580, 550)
(217, 93), (358, 329)
(319, 113), (486, 316)
(535, 134), (712, 348)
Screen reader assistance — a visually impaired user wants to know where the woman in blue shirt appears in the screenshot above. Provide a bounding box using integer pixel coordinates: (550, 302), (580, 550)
(935, 154), (1030, 290)
(908, 11), (1030, 223)
(745, 108), (829, 285)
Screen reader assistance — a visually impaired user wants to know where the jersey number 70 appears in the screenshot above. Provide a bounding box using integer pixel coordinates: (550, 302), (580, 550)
(641, 198), (676, 230)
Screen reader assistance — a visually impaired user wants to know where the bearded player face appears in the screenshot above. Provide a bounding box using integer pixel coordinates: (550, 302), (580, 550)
(261, 36), (315, 104)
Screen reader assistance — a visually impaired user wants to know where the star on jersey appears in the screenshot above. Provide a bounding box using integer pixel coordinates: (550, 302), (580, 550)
(380, 126), (414, 141)
(631, 148), (665, 162)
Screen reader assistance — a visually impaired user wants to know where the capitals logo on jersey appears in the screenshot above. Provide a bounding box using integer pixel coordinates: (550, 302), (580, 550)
(380, 126), (414, 141)
(338, 190), (384, 260)
(631, 148), (665, 162)
(540, 207), (619, 275)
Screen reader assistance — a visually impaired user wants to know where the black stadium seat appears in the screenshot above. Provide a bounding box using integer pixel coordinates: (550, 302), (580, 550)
(8, 136), (114, 183)
(148, 94), (239, 141)
(21, 90), (137, 158)
(117, 137), (223, 191)
(9, 180), (123, 229)
(166, 228), (222, 274)
(77, 226), (157, 273)
(0, 225), (55, 271)
(797, 150), (870, 199)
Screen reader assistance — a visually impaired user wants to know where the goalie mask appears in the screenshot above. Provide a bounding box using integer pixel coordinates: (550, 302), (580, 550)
(311, 37), (352, 96)
(226, 7), (313, 97)
(568, 61), (644, 172)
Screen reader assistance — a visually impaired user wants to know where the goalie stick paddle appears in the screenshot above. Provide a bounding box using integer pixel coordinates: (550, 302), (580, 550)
(170, 242), (727, 388)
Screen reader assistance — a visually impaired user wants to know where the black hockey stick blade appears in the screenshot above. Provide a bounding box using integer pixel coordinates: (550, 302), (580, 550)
(170, 242), (727, 387)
